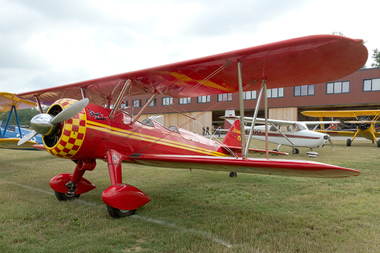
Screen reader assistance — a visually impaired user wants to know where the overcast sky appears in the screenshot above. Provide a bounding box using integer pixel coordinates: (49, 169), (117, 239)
(1, 0), (379, 94)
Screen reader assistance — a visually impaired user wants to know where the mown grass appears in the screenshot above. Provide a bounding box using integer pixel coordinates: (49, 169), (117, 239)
(1, 138), (380, 252)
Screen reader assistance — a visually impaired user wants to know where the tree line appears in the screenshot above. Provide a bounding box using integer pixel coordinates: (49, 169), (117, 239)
(0, 108), (40, 127)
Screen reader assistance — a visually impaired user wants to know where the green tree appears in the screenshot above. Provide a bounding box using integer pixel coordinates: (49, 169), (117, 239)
(332, 31), (344, 36)
(371, 48), (380, 67)
(0, 108), (40, 127)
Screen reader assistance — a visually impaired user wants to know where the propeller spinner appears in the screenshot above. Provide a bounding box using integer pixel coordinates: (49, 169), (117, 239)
(18, 98), (89, 145)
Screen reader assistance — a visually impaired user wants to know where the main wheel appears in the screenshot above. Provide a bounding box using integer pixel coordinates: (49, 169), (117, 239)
(229, 172), (237, 177)
(292, 148), (299, 154)
(107, 205), (136, 218)
(377, 140), (380, 147)
(346, 138), (352, 146)
(54, 190), (80, 201)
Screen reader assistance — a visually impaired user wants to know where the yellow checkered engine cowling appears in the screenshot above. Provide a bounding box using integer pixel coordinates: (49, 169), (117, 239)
(45, 99), (87, 159)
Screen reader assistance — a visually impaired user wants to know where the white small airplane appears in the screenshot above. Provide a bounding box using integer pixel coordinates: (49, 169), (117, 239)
(223, 116), (338, 157)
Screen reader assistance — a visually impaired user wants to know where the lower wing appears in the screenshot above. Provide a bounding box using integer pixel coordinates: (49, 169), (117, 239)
(315, 130), (355, 137)
(0, 138), (41, 150)
(128, 154), (359, 178)
(222, 145), (288, 156)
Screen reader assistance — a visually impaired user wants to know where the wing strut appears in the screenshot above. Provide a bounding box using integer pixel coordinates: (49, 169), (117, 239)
(109, 79), (132, 119)
(80, 87), (86, 100)
(35, 95), (43, 113)
(131, 93), (158, 125)
(245, 80), (266, 156)
(2, 105), (23, 138)
(269, 123), (295, 146)
(264, 81), (269, 159)
(237, 61), (246, 158)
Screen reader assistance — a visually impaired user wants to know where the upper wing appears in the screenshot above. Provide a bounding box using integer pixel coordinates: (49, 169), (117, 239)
(302, 110), (380, 118)
(16, 35), (367, 106)
(128, 154), (359, 178)
(0, 92), (36, 112)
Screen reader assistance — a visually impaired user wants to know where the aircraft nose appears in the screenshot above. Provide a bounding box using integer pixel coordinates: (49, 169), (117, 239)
(30, 114), (56, 135)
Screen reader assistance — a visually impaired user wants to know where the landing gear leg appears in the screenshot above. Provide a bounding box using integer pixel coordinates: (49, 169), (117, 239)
(348, 130), (359, 146)
(102, 150), (150, 218)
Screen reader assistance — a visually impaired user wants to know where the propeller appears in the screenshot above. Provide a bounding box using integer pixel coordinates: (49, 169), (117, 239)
(18, 130), (38, 145)
(18, 98), (89, 145)
(327, 135), (335, 151)
(51, 98), (89, 124)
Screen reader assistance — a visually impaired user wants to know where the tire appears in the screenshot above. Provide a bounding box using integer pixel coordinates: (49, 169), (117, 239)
(292, 148), (299, 154)
(107, 205), (136, 218)
(377, 140), (380, 147)
(346, 138), (352, 146)
(54, 190), (80, 201)
(229, 172), (237, 177)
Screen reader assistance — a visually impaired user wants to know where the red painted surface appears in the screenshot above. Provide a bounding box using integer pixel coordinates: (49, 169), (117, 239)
(49, 173), (96, 194)
(17, 35), (367, 107)
(129, 154), (360, 178)
(102, 184), (151, 211)
(41, 99), (359, 211)
(15, 35), (367, 214)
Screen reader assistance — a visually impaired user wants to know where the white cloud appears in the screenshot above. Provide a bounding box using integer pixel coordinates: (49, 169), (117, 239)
(0, 0), (378, 93)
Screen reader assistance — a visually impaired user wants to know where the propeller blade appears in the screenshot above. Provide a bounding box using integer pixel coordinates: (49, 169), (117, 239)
(51, 98), (89, 125)
(328, 137), (335, 151)
(18, 130), (38, 145)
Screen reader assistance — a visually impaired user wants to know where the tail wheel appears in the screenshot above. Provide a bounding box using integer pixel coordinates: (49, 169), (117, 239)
(107, 206), (136, 218)
(229, 172), (237, 177)
(54, 190), (80, 201)
(346, 138), (352, 146)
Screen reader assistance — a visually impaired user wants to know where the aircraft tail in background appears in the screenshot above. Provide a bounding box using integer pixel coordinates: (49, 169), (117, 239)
(222, 119), (243, 147)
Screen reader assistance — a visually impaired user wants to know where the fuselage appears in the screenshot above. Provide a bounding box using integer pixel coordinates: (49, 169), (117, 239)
(322, 124), (377, 142)
(1, 124), (43, 144)
(251, 123), (329, 149)
(43, 99), (230, 161)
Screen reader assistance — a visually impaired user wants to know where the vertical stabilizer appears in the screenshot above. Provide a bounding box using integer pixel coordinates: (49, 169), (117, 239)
(222, 119), (244, 147)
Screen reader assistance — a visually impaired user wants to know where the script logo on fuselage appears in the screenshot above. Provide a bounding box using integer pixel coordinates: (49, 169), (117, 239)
(87, 108), (106, 121)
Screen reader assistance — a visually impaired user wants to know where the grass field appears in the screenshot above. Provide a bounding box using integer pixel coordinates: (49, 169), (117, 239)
(1, 139), (380, 252)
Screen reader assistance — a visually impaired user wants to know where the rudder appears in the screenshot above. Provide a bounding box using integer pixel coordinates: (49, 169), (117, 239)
(222, 119), (244, 147)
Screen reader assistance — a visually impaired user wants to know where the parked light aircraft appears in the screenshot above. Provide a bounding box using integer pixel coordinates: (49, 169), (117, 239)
(0, 92), (43, 150)
(223, 116), (337, 157)
(302, 110), (380, 147)
(15, 35), (366, 217)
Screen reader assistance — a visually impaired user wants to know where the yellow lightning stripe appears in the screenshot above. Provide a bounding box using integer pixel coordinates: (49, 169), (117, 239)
(86, 121), (228, 156)
(169, 72), (235, 92)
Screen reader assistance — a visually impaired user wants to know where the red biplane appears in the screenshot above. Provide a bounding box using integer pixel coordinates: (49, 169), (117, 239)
(16, 35), (367, 217)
